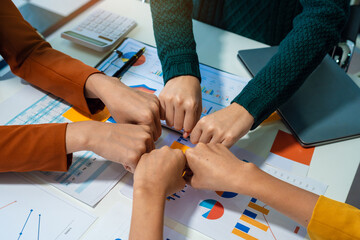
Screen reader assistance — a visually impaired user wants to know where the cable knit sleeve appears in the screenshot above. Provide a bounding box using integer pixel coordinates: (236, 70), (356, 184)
(150, 0), (201, 84)
(232, 0), (349, 128)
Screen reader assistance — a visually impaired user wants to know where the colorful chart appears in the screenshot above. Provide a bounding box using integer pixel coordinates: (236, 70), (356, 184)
(107, 116), (116, 123)
(122, 52), (146, 66)
(270, 130), (315, 166)
(152, 70), (163, 77)
(130, 84), (156, 94)
(202, 106), (213, 115)
(215, 191), (238, 198)
(199, 199), (224, 220)
(201, 86), (229, 102)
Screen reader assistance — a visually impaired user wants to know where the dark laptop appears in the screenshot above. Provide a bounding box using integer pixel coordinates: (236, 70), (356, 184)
(238, 47), (360, 147)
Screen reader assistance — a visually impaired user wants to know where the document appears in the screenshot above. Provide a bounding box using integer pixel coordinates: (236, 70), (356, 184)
(0, 173), (96, 239)
(84, 202), (190, 240)
(266, 130), (315, 176)
(120, 129), (327, 240)
(0, 84), (127, 207)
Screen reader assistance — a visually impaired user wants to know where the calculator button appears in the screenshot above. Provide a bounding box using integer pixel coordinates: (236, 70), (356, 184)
(99, 35), (113, 42)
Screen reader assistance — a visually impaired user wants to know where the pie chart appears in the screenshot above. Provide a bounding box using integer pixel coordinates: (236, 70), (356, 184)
(199, 199), (224, 220)
(122, 52), (146, 66)
(215, 191), (238, 198)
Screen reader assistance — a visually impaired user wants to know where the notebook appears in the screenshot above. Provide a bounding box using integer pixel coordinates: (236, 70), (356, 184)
(238, 47), (360, 147)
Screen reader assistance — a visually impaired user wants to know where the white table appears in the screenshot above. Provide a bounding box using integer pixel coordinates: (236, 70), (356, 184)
(1, 0), (359, 239)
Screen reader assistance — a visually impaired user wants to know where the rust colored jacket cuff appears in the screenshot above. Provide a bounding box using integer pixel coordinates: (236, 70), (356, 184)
(0, 123), (71, 172)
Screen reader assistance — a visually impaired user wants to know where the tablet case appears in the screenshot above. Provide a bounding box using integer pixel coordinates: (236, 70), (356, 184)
(238, 47), (360, 147)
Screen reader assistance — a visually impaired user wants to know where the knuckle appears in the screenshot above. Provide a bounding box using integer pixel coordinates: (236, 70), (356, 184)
(225, 133), (236, 142)
(185, 147), (193, 156)
(174, 98), (184, 107)
(158, 91), (166, 99)
(161, 145), (171, 151)
(159, 146), (171, 157)
(127, 150), (139, 163)
(198, 117), (207, 126)
(137, 143), (147, 153)
(142, 111), (154, 123)
(141, 125), (151, 133)
(197, 142), (206, 149)
(225, 134), (237, 143)
(173, 148), (183, 156)
(142, 131), (152, 140)
(150, 101), (159, 111)
(184, 99), (195, 109)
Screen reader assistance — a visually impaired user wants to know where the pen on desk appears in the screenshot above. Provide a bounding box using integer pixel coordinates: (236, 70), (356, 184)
(112, 47), (145, 78)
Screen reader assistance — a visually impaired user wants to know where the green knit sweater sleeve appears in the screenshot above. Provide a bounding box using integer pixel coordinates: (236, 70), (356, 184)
(232, 0), (349, 128)
(150, 0), (201, 84)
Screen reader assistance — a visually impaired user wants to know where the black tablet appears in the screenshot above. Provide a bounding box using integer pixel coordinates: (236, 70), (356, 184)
(238, 47), (360, 147)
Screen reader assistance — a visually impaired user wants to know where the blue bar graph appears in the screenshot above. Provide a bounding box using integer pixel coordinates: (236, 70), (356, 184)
(243, 209), (257, 219)
(235, 222), (250, 233)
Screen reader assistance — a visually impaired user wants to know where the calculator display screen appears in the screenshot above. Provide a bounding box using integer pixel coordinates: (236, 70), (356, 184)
(64, 31), (107, 46)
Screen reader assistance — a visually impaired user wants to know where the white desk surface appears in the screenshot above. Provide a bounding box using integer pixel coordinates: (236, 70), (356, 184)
(1, 0), (359, 239)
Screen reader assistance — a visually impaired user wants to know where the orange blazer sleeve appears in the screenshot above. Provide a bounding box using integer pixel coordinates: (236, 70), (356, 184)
(0, 0), (100, 172)
(0, 124), (71, 172)
(0, 0), (100, 112)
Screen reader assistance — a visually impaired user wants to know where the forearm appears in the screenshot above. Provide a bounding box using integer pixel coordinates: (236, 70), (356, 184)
(0, 0), (101, 115)
(0, 124), (70, 172)
(234, 164), (318, 227)
(130, 187), (166, 240)
(150, 0), (200, 83)
(232, 0), (349, 128)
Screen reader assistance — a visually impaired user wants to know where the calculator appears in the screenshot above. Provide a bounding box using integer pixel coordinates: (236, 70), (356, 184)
(61, 9), (136, 52)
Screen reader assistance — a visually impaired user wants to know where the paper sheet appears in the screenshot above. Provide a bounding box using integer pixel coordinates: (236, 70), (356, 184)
(120, 130), (327, 240)
(84, 202), (190, 240)
(266, 130), (315, 177)
(0, 84), (127, 207)
(0, 173), (96, 240)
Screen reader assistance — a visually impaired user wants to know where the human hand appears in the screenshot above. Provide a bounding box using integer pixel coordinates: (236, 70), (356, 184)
(159, 76), (202, 138)
(66, 121), (154, 172)
(186, 143), (319, 228)
(85, 73), (162, 140)
(185, 143), (259, 195)
(134, 146), (186, 197)
(190, 103), (254, 148)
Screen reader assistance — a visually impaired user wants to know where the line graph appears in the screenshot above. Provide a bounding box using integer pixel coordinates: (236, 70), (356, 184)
(18, 209), (33, 240)
(0, 200), (17, 210)
(38, 214), (41, 240)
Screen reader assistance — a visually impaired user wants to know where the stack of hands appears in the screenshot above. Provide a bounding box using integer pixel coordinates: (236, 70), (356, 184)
(66, 73), (320, 240)
(133, 143), (261, 201)
(66, 74), (255, 172)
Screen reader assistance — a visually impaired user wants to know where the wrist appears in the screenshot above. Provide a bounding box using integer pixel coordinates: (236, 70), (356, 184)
(85, 73), (121, 101)
(232, 162), (264, 196)
(231, 103), (254, 123)
(133, 183), (167, 199)
(65, 122), (91, 153)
